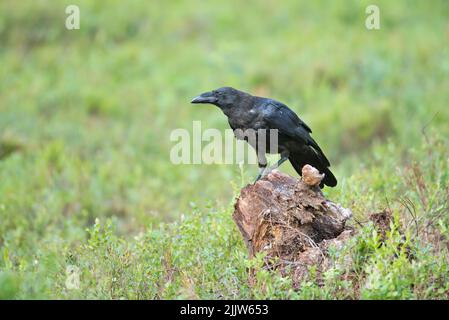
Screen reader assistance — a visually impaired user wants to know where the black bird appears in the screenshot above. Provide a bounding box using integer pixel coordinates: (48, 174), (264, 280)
(191, 87), (337, 188)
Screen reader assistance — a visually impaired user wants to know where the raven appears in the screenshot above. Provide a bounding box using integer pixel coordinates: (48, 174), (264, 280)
(191, 87), (337, 188)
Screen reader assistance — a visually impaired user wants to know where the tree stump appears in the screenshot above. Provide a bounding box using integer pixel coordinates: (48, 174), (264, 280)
(233, 165), (353, 286)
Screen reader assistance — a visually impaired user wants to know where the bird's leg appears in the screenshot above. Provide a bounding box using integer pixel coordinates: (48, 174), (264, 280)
(264, 152), (289, 176)
(254, 153), (268, 183)
(254, 165), (267, 183)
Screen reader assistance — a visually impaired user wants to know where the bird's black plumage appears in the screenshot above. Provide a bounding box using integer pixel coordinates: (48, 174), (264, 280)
(191, 87), (337, 188)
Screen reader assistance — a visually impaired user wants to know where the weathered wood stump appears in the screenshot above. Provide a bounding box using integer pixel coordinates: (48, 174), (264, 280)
(233, 165), (353, 285)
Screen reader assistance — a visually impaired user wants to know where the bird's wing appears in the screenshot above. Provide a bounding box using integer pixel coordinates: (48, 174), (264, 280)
(262, 101), (311, 139)
(263, 101), (330, 167)
(263, 100), (311, 132)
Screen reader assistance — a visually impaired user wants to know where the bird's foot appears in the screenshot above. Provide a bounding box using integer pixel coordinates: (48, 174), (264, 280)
(254, 165), (267, 184)
(254, 167), (274, 184)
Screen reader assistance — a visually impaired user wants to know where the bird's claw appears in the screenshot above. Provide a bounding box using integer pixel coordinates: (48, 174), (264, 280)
(254, 168), (269, 184)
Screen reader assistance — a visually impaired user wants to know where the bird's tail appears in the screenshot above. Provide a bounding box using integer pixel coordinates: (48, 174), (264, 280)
(321, 167), (337, 188)
(289, 153), (337, 188)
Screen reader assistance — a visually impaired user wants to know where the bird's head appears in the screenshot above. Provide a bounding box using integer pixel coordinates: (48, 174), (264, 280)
(191, 87), (245, 109)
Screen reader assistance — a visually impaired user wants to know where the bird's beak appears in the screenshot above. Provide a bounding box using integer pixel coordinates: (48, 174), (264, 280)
(191, 91), (217, 104)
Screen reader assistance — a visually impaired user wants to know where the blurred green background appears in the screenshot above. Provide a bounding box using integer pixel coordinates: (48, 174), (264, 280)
(0, 0), (448, 299)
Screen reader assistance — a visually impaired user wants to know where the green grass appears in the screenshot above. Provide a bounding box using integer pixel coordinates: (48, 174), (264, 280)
(0, 0), (448, 299)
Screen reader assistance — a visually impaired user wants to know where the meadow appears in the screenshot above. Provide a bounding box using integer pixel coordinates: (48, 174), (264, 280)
(0, 0), (448, 299)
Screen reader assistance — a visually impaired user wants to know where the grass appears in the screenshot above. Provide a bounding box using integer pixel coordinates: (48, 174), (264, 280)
(0, 0), (448, 299)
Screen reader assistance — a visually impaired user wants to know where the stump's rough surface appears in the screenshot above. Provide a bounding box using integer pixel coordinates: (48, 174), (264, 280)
(233, 169), (353, 285)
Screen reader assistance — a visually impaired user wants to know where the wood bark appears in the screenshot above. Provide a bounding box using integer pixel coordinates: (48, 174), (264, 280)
(232, 166), (353, 284)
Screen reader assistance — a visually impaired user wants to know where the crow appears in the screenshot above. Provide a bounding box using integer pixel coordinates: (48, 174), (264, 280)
(191, 87), (337, 188)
